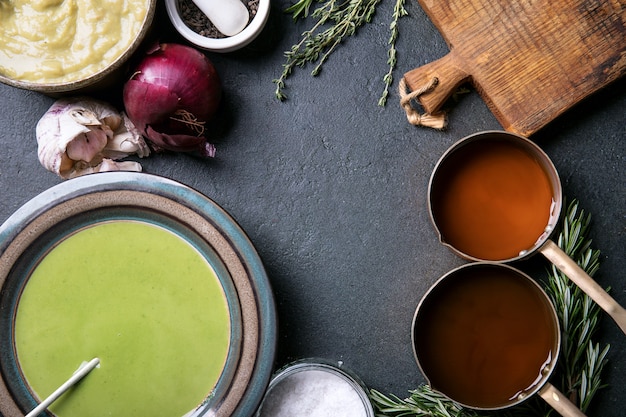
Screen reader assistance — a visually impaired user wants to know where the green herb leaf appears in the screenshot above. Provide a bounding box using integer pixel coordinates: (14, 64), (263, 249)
(285, 0), (316, 20)
(276, 0), (407, 105)
(379, 0), (407, 106)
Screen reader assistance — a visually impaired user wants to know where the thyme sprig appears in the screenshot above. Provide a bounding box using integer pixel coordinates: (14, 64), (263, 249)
(378, 0), (407, 106)
(370, 199), (610, 417)
(275, 0), (408, 105)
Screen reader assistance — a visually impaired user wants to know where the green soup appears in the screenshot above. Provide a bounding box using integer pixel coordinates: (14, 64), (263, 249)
(14, 221), (231, 417)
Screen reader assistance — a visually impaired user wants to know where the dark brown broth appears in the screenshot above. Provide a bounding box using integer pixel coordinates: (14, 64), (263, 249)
(414, 265), (558, 408)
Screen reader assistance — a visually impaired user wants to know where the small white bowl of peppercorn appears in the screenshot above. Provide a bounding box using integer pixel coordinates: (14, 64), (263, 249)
(166, 0), (270, 53)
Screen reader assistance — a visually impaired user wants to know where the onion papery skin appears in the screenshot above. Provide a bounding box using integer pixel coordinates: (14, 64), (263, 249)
(123, 43), (221, 157)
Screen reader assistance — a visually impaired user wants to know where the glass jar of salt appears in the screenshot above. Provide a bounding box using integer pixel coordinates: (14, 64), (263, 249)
(255, 359), (374, 417)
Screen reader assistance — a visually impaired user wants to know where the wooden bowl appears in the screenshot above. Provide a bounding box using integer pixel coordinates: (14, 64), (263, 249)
(0, 0), (156, 94)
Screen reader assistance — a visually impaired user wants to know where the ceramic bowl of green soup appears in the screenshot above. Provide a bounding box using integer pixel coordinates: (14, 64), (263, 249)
(0, 172), (277, 417)
(0, 0), (156, 94)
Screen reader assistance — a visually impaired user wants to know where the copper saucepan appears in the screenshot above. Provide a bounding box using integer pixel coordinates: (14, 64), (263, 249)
(412, 263), (585, 416)
(427, 131), (626, 334)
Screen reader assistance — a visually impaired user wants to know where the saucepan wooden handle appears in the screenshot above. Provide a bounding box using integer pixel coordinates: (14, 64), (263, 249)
(403, 51), (470, 114)
(539, 383), (586, 417)
(540, 239), (626, 335)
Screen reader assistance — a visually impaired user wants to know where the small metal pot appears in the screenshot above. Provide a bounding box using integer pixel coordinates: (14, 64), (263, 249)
(412, 262), (585, 416)
(427, 131), (626, 334)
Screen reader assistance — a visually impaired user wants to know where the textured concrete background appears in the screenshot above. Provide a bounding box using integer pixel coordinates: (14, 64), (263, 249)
(1, 1), (624, 415)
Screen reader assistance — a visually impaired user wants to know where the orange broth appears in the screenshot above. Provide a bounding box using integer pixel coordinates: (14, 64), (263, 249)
(430, 138), (554, 260)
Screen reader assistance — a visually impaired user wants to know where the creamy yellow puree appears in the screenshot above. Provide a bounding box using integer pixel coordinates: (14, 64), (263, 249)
(0, 0), (148, 83)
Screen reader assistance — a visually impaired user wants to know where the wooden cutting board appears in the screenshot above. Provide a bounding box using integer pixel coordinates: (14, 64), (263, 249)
(403, 0), (626, 136)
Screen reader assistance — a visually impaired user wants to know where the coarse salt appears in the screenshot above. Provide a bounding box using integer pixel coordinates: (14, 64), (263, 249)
(257, 368), (369, 417)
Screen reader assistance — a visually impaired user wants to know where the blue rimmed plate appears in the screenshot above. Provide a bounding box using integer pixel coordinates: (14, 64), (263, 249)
(0, 172), (277, 417)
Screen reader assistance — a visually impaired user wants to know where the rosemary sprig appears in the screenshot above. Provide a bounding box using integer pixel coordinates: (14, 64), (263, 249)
(370, 386), (473, 417)
(543, 200), (610, 412)
(275, 0), (407, 105)
(370, 199), (610, 417)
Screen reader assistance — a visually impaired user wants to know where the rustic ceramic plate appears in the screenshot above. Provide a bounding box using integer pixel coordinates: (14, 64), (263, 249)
(0, 172), (277, 417)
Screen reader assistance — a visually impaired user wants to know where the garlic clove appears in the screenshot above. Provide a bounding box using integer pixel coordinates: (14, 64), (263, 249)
(65, 130), (109, 163)
(69, 108), (101, 126)
(36, 97), (150, 179)
(68, 159), (143, 179)
(101, 113), (150, 159)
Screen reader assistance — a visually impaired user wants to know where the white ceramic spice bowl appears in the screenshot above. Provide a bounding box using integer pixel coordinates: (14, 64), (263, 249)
(165, 0), (270, 53)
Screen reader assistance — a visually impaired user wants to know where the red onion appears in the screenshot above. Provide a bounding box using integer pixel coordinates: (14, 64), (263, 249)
(123, 43), (222, 157)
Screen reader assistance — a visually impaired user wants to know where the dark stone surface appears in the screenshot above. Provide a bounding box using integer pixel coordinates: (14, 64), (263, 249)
(1, 1), (624, 415)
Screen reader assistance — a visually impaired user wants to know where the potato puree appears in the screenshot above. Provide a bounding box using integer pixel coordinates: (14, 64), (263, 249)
(0, 0), (148, 83)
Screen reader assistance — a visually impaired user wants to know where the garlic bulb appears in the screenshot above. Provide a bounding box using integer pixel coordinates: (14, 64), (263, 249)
(36, 97), (150, 179)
